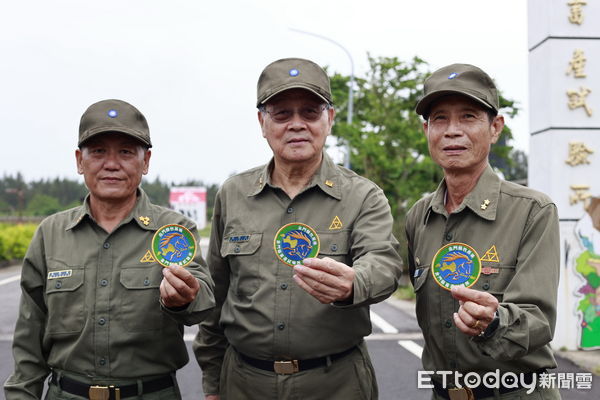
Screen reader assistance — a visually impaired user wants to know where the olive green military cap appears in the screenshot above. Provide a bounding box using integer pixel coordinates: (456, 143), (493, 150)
(78, 99), (152, 147)
(415, 63), (499, 117)
(257, 58), (332, 107)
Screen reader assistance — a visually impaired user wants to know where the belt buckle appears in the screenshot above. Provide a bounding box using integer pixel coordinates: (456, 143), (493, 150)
(273, 360), (299, 375)
(448, 387), (475, 400)
(89, 385), (121, 400)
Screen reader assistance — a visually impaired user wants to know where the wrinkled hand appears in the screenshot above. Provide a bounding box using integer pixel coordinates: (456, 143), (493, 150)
(451, 286), (498, 337)
(293, 257), (354, 304)
(160, 266), (200, 308)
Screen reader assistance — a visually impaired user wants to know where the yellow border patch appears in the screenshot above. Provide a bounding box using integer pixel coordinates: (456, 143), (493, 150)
(431, 242), (481, 291)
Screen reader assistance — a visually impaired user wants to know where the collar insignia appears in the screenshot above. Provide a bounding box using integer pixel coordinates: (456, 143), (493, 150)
(431, 242), (481, 291)
(274, 222), (320, 266)
(325, 180), (334, 187)
(151, 224), (196, 267)
(480, 199), (491, 210)
(139, 216), (151, 226)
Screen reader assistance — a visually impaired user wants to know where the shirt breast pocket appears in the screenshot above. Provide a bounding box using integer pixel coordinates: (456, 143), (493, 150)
(317, 230), (351, 264)
(119, 265), (165, 332)
(474, 264), (516, 302)
(45, 262), (85, 334)
(413, 265), (431, 332)
(221, 233), (262, 297)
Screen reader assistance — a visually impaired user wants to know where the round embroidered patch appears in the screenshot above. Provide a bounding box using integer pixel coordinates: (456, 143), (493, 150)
(431, 242), (481, 290)
(152, 224), (196, 267)
(274, 223), (320, 266)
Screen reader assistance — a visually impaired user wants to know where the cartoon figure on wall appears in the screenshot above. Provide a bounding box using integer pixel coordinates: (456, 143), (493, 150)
(574, 197), (600, 349)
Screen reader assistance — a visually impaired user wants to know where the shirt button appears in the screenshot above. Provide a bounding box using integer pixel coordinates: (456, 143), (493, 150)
(103, 242), (110, 249)
(330, 244), (338, 252)
(277, 322), (285, 330)
(445, 233), (452, 241)
(99, 358), (106, 366)
(99, 318), (106, 326)
(55, 281), (62, 289)
(482, 282), (490, 290)
(234, 246), (240, 253)
(100, 279), (108, 287)
(445, 319), (452, 328)
(280, 283), (288, 290)
(143, 278), (150, 286)
(287, 207), (294, 214)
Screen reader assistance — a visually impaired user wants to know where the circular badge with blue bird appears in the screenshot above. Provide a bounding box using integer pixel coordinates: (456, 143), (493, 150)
(152, 224), (196, 267)
(431, 242), (481, 290)
(274, 223), (320, 266)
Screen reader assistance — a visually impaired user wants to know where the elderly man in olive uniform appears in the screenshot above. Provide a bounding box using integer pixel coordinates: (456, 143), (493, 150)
(406, 64), (560, 399)
(4, 99), (215, 400)
(193, 58), (402, 400)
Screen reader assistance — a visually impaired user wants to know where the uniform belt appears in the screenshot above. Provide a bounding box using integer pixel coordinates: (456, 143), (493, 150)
(51, 372), (174, 399)
(236, 346), (357, 374)
(432, 370), (546, 400)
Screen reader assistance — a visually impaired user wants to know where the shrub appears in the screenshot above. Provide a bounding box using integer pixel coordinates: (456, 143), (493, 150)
(0, 224), (37, 261)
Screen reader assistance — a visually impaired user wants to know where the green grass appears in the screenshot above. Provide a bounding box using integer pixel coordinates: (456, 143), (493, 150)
(198, 222), (211, 239)
(393, 285), (416, 301)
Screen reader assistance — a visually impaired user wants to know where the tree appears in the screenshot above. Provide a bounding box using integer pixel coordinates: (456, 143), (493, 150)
(25, 193), (62, 216)
(328, 55), (520, 265)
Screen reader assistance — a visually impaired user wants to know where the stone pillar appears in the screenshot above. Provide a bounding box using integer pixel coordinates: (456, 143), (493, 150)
(528, 0), (600, 350)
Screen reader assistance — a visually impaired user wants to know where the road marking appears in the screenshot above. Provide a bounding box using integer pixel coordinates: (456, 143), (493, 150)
(177, 332), (425, 344)
(398, 340), (423, 359)
(370, 310), (399, 334)
(0, 274), (20, 286)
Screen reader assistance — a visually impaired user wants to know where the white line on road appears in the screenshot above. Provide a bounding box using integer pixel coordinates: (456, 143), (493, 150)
(177, 332), (425, 343)
(370, 311), (399, 334)
(0, 274), (20, 286)
(398, 340), (423, 359)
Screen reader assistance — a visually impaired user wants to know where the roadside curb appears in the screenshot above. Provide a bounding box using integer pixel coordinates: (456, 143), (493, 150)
(556, 349), (600, 376)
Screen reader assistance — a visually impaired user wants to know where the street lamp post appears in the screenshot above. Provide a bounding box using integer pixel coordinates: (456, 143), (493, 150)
(289, 28), (354, 168)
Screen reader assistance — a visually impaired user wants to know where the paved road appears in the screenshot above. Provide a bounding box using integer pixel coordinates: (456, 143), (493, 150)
(0, 265), (597, 399)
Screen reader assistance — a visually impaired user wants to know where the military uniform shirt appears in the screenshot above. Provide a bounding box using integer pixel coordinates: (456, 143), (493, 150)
(5, 190), (215, 399)
(194, 153), (402, 395)
(405, 166), (559, 379)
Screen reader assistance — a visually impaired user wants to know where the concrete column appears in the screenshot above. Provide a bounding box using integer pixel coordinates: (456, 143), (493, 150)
(528, 0), (600, 350)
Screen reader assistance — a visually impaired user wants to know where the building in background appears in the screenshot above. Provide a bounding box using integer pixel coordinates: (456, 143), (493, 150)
(528, 0), (600, 350)
(169, 186), (207, 230)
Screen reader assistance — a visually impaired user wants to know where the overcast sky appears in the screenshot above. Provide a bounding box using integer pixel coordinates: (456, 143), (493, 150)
(0, 0), (528, 185)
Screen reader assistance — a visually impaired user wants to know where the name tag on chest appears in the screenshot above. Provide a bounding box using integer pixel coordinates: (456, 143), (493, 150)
(48, 270), (72, 279)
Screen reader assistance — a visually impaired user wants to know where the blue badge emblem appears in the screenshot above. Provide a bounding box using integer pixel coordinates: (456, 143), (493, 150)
(151, 224), (196, 267)
(274, 223), (320, 266)
(431, 242), (481, 290)
(289, 68), (299, 77)
(107, 109), (118, 118)
(448, 72), (458, 79)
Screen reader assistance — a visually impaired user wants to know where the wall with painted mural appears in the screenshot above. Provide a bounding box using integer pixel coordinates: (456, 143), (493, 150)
(574, 198), (600, 349)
